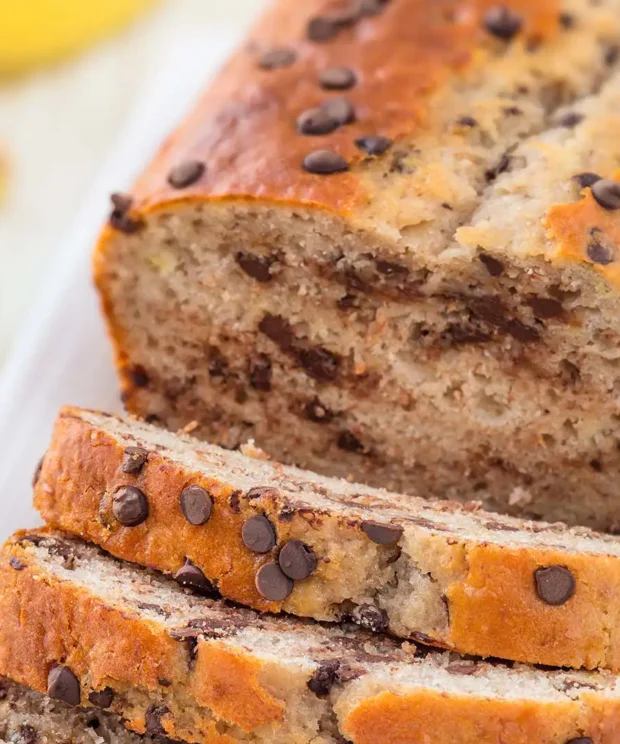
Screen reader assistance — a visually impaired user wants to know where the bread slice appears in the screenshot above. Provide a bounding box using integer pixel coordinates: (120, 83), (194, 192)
(4, 529), (620, 744)
(0, 677), (170, 744)
(94, 0), (620, 530)
(35, 406), (620, 671)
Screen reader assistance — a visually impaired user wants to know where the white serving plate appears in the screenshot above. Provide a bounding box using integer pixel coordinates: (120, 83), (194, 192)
(0, 34), (237, 540)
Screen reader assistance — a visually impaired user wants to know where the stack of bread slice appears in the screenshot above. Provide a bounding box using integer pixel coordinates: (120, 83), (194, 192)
(5, 0), (620, 741)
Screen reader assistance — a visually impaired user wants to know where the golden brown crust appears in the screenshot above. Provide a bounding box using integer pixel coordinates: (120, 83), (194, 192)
(33, 406), (620, 671)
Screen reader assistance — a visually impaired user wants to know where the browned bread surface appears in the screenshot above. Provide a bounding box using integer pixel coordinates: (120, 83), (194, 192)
(34, 406), (620, 671)
(3, 529), (620, 744)
(94, 0), (620, 530)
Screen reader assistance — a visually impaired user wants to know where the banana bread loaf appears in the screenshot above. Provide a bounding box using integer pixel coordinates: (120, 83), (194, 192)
(4, 529), (620, 744)
(34, 406), (620, 670)
(0, 677), (171, 744)
(95, 0), (620, 530)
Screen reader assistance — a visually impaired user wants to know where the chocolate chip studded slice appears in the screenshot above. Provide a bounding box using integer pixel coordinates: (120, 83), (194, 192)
(120, 446), (148, 475)
(308, 660), (341, 696)
(174, 559), (213, 595)
(303, 150), (349, 175)
(297, 107), (339, 136)
(47, 666), (80, 706)
(319, 66), (357, 90)
(483, 6), (523, 40)
(112, 486), (148, 527)
(534, 566), (576, 606)
(255, 562), (294, 601)
(258, 47), (297, 70)
(355, 135), (393, 156)
(278, 540), (317, 580)
(168, 160), (205, 190)
(242, 515), (277, 553)
(573, 172), (602, 189)
(321, 97), (355, 126)
(180, 485), (213, 526)
(591, 179), (620, 210)
(361, 520), (404, 545)
(88, 687), (114, 709)
(351, 604), (389, 633)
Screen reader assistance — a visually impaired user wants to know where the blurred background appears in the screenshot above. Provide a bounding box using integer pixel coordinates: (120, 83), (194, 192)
(0, 0), (266, 365)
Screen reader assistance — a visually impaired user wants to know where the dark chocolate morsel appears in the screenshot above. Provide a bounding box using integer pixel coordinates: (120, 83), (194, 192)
(174, 559), (213, 595)
(303, 150), (349, 175)
(478, 253), (504, 277)
(278, 540), (317, 580)
(255, 562), (294, 601)
(242, 515), (277, 553)
(113, 486), (148, 527)
(355, 135), (394, 156)
(592, 179), (620, 210)
(534, 566), (576, 606)
(308, 660), (341, 696)
(258, 47), (297, 70)
(145, 705), (169, 735)
(47, 666), (80, 706)
(168, 160), (205, 189)
(319, 67), (357, 90)
(180, 485), (213, 526)
(483, 6), (523, 40)
(297, 107), (339, 136)
(321, 97), (355, 126)
(587, 228), (617, 265)
(9, 557), (25, 571)
(120, 447), (149, 475)
(556, 112), (583, 128)
(351, 604), (389, 633)
(573, 172), (602, 189)
(361, 520), (404, 545)
(88, 687), (114, 709)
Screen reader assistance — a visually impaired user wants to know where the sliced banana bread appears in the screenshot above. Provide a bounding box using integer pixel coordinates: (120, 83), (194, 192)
(0, 677), (171, 744)
(94, 0), (620, 530)
(4, 530), (620, 744)
(35, 406), (620, 670)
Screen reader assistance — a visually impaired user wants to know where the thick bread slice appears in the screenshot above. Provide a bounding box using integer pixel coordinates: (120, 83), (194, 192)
(94, 0), (620, 531)
(3, 530), (620, 744)
(0, 677), (170, 744)
(35, 406), (620, 671)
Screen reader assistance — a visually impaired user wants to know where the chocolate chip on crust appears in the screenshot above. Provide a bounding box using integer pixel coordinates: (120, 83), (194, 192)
(565, 739), (593, 744)
(145, 705), (169, 735)
(587, 228), (617, 265)
(534, 566), (576, 605)
(483, 6), (523, 40)
(307, 17), (340, 42)
(319, 66), (357, 90)
(109, 193), (142, 234)
(303, 150), (349, 175)
(279, 540), (317, 580)
(321, 97), (355, 126)
(351, 604), (389, 633)
(180, 485), (213, 526)
(47, 666), (80, 706)
(297, 107), (339, 136)
(174, 559), (213, 595)
(9, 557), (25, 571)
(113, 486), (148, 527)
(355, 135), (394, 156)
(361, 521), (404, 545)
(573, 172), (602, 189)
(308, 660), (341, 696)
(242, 515), (277, 553)
(592, 179), (620, 210)
(88, 687), (114, 709)
(255, 562), (294, 601)
(168, 160), (205, 189)
(258, 47), (296, 70)
(120, 446), (149, 475)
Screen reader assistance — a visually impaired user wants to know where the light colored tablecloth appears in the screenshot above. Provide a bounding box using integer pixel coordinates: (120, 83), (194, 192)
(0, 0), (266, 363)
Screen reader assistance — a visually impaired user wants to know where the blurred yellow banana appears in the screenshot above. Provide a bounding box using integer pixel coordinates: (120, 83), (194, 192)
(0, 0), (157, 75)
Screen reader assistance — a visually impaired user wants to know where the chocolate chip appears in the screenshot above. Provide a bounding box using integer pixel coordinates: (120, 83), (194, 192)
(278, 540), (317, 580)
(88, 687), (114, 709)
(338, 430), (367, 454)
(128, 365), (149, 388)
(259, 314), (295, 349)
(47, 666), (80, 706)
(121, 447), (149, 475)
(319, 67), (356, 90)
(587, 228), (617, 265)
(249, 355), (273, 392)
(168, 160), (205, 189)
(174, 559), (213, 595)
(308, 660), (340, 696)
(235, 251), (275, 282)
(355, 135), (393, 156)
(242, 515), (277, 553)
(592, 179), (620, 210)
(526, 296), (563, 319)
(9, 557), (25, 571)
(307, 17), (339, 42)
(303, 150), (349, 175)
(180, 485), (213, 526)
(559, 12), (574, 29)
(534, 566), (576, 605)
(297, 107), (339, 136)
(258, 47), (297, 70)
(109, 193), (142, 234)
(246, 486), (281, 501)
(255, 562), (294, 601)
(486, 152), (511, 181)
(457, 115), (478, 127)
(565, 739), (593, 744)
(351, 604), (389, 633)
(557, 111), (583, 128)
(32, 457), (44, 488)
(478, 253), (504, 277)
(361, 521), (403, 545)
(304, 397), (334, 424)
(321, 97), (355, 126)
(356, 0), (389, 16)
(483, 6), (522, 40)
(145, 705), (169, 735)
(298, 346), (341, 381)
(112, 486), (148, 527)
(573, 172), (602, 188)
